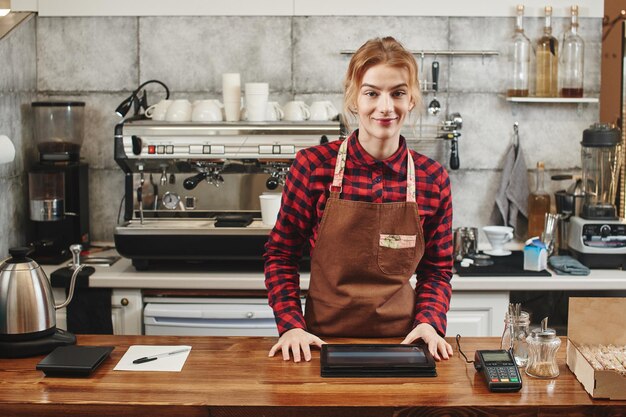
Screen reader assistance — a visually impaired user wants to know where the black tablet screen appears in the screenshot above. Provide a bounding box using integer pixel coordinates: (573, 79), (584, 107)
(325, 345), (428, 366)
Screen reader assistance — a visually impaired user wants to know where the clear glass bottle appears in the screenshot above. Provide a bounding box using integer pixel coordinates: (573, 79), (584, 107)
(560, 5), (585, 97)
(535, 6), (559, 97)
(507, 5), (532, 97)
(528, 162), (551, 239)
(501, 310), (530, 367)
(525, 317), (561, 379)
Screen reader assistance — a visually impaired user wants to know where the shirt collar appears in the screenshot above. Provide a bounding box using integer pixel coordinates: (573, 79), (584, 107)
(348, 129), (408, 174)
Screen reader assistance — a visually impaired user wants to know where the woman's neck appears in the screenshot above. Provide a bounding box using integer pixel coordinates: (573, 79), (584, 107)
(357, 133), (401, 160)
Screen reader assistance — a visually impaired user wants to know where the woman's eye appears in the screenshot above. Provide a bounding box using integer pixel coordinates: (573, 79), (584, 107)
(393, 91), (407, 97)
(364, 91), (378, 97)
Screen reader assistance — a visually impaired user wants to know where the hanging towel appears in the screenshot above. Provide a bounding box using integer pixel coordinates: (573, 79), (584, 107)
(490, 141), (530, 237)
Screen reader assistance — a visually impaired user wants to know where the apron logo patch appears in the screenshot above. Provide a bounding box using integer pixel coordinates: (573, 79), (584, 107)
(379, 234), (417, 249)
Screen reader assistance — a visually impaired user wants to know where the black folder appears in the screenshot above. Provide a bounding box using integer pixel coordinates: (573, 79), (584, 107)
(321, 344), (436, 377)
(36, 345), (114, 377)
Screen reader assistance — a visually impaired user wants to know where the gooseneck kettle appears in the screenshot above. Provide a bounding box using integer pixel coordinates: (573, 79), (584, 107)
(0, 245), (85, 342)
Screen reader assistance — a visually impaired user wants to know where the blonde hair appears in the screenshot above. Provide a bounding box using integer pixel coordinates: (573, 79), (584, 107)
(343, 37), (422, 130)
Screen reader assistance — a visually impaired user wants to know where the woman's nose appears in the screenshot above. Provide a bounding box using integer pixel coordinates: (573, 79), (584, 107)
(378, 94), (393, 113)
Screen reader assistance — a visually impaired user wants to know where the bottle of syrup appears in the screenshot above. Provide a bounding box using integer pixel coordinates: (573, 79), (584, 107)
(507, 5), (532, 97)
(560, 5), (584, 97)
(535, 6), (558, 97)
(528, 162), (551, 239)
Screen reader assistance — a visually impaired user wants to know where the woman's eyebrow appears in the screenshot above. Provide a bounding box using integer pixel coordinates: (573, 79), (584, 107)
(361, 83), (408, 90)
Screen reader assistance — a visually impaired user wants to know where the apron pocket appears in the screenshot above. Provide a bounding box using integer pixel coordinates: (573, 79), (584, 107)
(379, 234), (416, 249)
(378, 234), (417, 275)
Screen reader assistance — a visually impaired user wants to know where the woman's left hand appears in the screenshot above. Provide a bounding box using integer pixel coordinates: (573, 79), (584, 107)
(400, 322), (453, 361)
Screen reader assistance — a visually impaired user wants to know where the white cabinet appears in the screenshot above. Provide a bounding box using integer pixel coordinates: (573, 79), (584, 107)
(447, 291), (509, 337)
(53, 288), (143, 335)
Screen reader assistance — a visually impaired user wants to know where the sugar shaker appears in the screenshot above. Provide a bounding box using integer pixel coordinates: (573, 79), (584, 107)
(525, 317), (561, 379)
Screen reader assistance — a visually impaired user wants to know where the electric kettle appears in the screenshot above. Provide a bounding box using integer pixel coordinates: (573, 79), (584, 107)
(0, 245), (85, 341)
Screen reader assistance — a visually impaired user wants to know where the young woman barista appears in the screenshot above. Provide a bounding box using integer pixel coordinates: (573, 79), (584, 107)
(264, 36), (453, 363)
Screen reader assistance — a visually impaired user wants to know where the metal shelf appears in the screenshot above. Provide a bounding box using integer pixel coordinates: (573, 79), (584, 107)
(505, 97), (599, 103)
(340, 49), (499, 57)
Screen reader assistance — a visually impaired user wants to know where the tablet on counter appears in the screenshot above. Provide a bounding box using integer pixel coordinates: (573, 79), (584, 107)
(321, 343), (436, 377)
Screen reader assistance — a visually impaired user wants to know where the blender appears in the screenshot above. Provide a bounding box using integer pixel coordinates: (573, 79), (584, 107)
(568, 123), (626, 268)
(28, 102), (90, 264)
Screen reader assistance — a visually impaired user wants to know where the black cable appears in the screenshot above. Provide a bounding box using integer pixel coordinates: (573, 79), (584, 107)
(117, 194), (125, 225)
(455, 334), (474, 364)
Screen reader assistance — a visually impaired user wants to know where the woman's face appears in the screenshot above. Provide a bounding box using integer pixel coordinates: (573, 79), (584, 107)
(356, 64), (414, 144)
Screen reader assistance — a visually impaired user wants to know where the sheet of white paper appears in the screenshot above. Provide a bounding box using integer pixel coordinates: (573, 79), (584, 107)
(114, 345), (191, 372)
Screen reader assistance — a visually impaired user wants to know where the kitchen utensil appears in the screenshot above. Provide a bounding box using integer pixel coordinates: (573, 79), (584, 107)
(427, 61), (441, 115)
(483, 226), (514, 256)
(453, 227), (478, 261)
(0, 245), (85, 357)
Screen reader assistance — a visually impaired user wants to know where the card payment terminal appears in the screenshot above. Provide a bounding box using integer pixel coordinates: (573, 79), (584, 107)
(473, 349), (522, 392)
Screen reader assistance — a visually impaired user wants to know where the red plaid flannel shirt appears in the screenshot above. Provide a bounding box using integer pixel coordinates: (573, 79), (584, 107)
(264, 130), (453, 336)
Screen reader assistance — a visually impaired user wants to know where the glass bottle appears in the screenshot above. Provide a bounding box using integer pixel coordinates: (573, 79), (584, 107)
(535, 6), (559, 97)
(560, 5), (585, 97)
(507, 5), (531, 97)
(528, 162), (551, 239)
(525, 317), (561, 379)
(501, 310), (530, 367)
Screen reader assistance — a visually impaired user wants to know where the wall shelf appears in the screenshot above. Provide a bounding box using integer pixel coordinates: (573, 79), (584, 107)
(505, 97), (599, 104)
(341, 50), (499, 57)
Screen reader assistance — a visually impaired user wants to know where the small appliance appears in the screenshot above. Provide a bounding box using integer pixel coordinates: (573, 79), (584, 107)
(568, 123), (626, 268)
(0, 245), (85, 358)
(28, 102), (90, 264)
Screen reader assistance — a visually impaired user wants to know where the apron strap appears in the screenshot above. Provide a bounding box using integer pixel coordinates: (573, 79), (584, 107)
(331, 138), (416, 202)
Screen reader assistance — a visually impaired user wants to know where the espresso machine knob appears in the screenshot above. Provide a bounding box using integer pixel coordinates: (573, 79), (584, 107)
(266, 176), (279, 190)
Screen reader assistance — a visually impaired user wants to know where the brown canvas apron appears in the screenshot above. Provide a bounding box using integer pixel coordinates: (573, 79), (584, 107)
(304, 138), (425, 337)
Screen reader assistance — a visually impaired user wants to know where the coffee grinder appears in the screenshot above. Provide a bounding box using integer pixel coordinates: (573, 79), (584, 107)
(568, 123), (626, 268)
(28, 102), (90, 264)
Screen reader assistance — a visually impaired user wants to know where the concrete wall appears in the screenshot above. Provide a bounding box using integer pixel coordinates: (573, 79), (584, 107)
(0, 15), (36, 256)
(1, 14), (602, 249)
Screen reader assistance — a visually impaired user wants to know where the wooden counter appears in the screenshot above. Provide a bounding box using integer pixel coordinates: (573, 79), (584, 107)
(1, 336), (624, 417)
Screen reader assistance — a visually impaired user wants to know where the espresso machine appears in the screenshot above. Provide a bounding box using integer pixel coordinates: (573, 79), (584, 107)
(568, 123), (626, 268)
(113, 119), (344, 270)
(28, 102), (90, 264)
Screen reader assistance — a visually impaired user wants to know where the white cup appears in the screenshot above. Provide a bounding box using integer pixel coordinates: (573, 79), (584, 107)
(259, 193), (282, 227)
(265, 101), (284, 121)
(244, 83), (269, 122)
(309, 100), (339, 121)
(192, 99), (223, 122)
(222, 73), (241, 121)
(165, 99), (192, 122)
(482, 226), (514, 254)
(283, 101), (310, 121)
(145, 99), (172, 121)
(0, 135), (16, 164)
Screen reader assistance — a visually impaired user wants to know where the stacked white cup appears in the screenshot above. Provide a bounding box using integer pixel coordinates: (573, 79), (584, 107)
(245, 83), (269, 122)
(222, 73), (242, 122)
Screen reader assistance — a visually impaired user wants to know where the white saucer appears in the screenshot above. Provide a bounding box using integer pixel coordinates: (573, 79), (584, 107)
(484, 249), (512, 257)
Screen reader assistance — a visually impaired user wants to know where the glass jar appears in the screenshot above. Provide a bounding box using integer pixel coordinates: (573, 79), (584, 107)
(525, 318), (561, 379)
(501, 310), (530, 367)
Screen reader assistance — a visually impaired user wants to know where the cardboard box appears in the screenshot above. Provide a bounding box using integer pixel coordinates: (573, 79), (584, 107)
(566, 297), (626, 400)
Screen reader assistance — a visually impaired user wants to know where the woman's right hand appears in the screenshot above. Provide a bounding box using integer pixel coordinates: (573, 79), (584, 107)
(268, 328), (326, 362)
